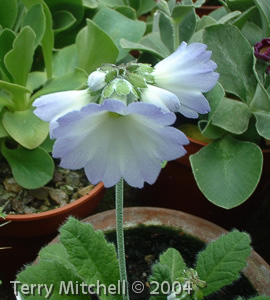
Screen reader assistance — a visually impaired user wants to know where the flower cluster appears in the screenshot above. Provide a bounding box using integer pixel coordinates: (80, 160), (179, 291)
(33, 42), (218, 188)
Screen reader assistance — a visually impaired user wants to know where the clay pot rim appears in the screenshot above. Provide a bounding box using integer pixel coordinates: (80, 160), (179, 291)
(4, 182), (104, 222)
(82, 207), (270, 296)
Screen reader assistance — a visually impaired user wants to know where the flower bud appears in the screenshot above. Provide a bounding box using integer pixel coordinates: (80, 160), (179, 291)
(88, 70), (107, 91)
(254, 38), (270, 62)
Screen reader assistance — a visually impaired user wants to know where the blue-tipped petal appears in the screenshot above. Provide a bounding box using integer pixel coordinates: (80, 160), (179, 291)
(141, 84), (180, 112)
(52, 99), (188, 188)
(153, 41), (219, 117)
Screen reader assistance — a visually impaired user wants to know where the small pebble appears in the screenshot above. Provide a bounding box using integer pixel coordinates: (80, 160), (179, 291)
(3, 177), (22, 193)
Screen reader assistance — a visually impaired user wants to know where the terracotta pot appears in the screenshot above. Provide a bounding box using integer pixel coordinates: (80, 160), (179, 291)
(80, 207), (270, 296)
(141, 137), (270, 231)
(0, 182), (105, 283)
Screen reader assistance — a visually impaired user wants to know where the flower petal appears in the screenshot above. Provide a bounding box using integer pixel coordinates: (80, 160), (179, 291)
(33, 89), (92, 138)
(52, 99), (188, 188)
(141, 84), (180, 112)
(153, 42), (219, 116)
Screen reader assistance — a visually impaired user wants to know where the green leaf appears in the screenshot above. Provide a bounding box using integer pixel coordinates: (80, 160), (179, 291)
(0, 80), (32, 110)
(253, 111), (270, 139)
(149, 248), (186, 300)
(53, 10), (76, 33)
(159, 248), (186, 282)
(120, 32), (170, 59)
(172, 5), (196, 44)
(232, 6), (257, 30)
(211, 97), (251, 135)
(4, 26), (36, 87)
(203, 24), (257, 102)
(17, 260), (90, 300)
(41, 3), (54, 79)
(190, 136), (263, 208)
(2, 107), (49, 149)
(196, 230), (251, 296)
(158, 12), (174, 53)
(201, 83), (226, 139)
(93, 7), (146, 61)
(76, 19), (118, 74)
(22, 4), (46, 48)
(1, 144), (54, 189)
(39, 243), (68, 262)
(32, 68), (88, 100)
(52, 44), (78, 77)
(0, 29), (16, 81)
(60, 218), (121, 300)
(149, 264), (171, 300)
(0, 0), (18, 29)
(83, 0), (99, 9)
(254, 0), (270, 37)
(242, 21), (263, 46)
(26, 71), (47, 91)
(46, 0), (84, 27)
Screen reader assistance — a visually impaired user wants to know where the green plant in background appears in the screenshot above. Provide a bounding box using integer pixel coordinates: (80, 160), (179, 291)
(15, 217), (270, 300)
(187, 0), (270, 209)
(0, 0), (157, 190)
(120, 0), (270, 210)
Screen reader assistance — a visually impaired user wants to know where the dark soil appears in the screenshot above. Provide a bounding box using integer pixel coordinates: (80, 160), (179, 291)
(106, 225), (258, 300)
(0, 161), (94, 215)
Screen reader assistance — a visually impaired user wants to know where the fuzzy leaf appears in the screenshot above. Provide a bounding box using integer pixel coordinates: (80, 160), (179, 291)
(196, 230), (251, 296)
(60, 218), (121, 300)
(203, 24), (257, 102)
(149, 248), (186, 300)
(159, 248), (186, 282)
(17, 260), (89, 300)
(190, 136), (263, 209)
(211, 97), (251, 134)
(93, 7), (146, 61)
(76, 19), (118, 74)
(253, 111), (270, 139)
(120, 32), (170, 59)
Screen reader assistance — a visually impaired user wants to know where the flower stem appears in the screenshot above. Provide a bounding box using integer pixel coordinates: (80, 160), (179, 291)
(115, 178), (129, 300)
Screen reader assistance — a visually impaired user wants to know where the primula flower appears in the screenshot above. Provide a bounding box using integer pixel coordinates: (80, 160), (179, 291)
(254, 38), (270, 62)
(149, 42), (219, 118)
(34, 89), (92, 138)
(50, 99), (188, 188)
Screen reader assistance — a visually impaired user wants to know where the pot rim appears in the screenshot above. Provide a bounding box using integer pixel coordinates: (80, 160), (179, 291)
(4, 182), (104, 222)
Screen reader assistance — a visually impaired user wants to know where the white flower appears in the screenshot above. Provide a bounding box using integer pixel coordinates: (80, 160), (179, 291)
(87, 70), (106, 91)
(140, 84), (180, 112)
(51, 99), (189, 188)
(33, 89), (92, 138)
(152, 41), (219, 118)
